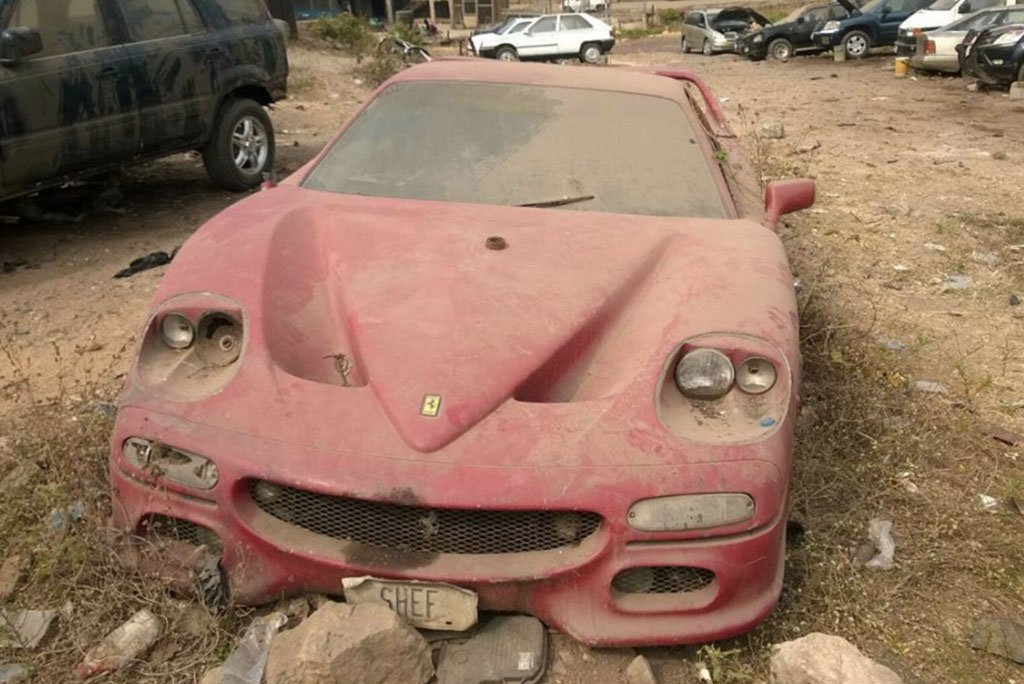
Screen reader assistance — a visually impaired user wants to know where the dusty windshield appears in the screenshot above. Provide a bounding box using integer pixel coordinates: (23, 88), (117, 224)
(302, 81), (729, 219)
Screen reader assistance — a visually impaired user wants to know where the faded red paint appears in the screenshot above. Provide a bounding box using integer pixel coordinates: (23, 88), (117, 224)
(109, 60), (814, 646)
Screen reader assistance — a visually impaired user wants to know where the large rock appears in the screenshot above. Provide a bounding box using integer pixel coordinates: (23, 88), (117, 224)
(625, 654), (658, 684)
(771, 633), (903, 684)
(970, 616), (1024, 664)
(265, 602), (433, 684)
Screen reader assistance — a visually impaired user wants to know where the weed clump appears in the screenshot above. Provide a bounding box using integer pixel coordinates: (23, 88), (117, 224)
(312, 13), (375, 57)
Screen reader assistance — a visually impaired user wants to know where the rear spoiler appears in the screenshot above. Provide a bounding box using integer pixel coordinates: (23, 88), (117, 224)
(649, 69), (735, 138)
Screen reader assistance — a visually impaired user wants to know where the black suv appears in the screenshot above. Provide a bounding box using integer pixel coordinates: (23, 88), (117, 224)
(739, 3), (852, 59)
(0, 0), (288, 204)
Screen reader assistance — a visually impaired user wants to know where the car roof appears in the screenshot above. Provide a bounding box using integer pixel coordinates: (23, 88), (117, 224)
(388, 61), (689, 101)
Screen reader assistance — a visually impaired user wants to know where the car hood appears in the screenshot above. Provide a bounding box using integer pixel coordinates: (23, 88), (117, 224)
(712, 7), (772, 27)
(144, 186), (798, 454)
(834, 0), (863, 16)
(900, 8), (955, 29)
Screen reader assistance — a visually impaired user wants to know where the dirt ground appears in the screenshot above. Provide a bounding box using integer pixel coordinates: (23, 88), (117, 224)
(2, 30), (1023, 684)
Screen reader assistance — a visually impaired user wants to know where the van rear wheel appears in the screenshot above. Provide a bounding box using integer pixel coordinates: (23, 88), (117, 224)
(202, 98), (275, 192)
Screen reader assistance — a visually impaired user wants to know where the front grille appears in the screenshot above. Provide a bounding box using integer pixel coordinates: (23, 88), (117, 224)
(140, 514), (222, 553)
(249, 480), (602, 555)
(612, 566), (715, 594)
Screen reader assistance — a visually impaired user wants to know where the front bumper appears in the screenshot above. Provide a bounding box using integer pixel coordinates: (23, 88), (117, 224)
(711, 37), (739, 53)
(814, 31), (840, 48)
(739, 39), (767, 59)
(962, 44), (1018, 84)
(109, 405), (790, 646)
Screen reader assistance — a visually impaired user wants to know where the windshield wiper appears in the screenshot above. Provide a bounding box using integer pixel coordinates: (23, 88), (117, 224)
(518, 194), (595, 208)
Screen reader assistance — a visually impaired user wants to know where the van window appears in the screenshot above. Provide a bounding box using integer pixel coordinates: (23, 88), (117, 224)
(119, 0), (204, 41)
(5, 0), (112, 58)
(213, 0), (270, 22)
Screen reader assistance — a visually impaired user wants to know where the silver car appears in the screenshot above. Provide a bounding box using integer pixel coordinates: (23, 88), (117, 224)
(912, 4), (1024, 70)
(681, 7), (771, 54)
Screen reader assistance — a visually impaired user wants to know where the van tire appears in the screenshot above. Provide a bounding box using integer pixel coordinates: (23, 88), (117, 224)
(202, 98), (275, 192)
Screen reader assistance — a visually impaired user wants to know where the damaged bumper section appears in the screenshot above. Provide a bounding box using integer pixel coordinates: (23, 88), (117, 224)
(110, 408), (788, 646)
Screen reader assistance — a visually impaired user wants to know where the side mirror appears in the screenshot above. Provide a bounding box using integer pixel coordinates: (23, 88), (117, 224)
(959, 1), (972, 12)
(0, 27), (43, 64)
(764, 178), (815, 228)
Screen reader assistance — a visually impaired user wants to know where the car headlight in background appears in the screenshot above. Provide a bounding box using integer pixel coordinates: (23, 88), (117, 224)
(821, 20), (840, 31)
(674, 348), (734, 400)
(628, 493), (755, 531)
(994, 27), (1024, 45)
(752, 33), (764, 42)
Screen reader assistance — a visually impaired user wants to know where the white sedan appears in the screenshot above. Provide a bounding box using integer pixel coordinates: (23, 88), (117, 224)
(470, 13), (616, 63)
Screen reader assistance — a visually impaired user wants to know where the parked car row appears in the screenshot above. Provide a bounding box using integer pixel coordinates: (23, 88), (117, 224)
(469, 12), (614, 63)
(694, 0), (1024, 85)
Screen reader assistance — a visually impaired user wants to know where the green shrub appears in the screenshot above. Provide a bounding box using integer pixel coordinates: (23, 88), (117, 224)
(355, 52), (404, 88)
(657, 7), (682, 26)
(312, 13), (375, 56)
(391, 22), (422, 46)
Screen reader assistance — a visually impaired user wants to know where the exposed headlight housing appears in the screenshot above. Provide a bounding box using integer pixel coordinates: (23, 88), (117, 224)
(628, 494), (755, 531)
(674, 348), (734, 400)
(123, 437), (219, 490)
(160, 313), (194, 350)
(822, 20), (840, 31)
(735, 356), (777, 394)
(753, 33), (764, 42)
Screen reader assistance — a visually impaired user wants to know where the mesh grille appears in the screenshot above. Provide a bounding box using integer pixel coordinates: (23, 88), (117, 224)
(612, 566), (715, 594)
(249, 480), (602, 555)
(140, 514), (222, 553)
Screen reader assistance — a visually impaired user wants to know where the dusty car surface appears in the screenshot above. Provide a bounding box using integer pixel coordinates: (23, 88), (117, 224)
(682, 7), (771, 54)
(0, 0), (288, 205)
(108, 60), (815, 646)
(912, 6), (1024, 71)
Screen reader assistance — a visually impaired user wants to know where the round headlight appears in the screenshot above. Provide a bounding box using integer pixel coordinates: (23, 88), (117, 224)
(160, 313), (194, 350)
(736, 357), (777, 394)
(674, 348), (734, 400)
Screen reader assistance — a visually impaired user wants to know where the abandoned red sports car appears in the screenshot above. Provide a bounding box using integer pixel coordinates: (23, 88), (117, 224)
(109, 59), (814, 646)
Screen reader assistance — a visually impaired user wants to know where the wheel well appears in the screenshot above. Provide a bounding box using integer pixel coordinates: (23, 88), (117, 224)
(226, 84), (274, 107)
(497, 44), (515, 52)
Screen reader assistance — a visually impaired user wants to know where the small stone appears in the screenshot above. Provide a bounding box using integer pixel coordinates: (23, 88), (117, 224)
(971, 616), (1024, 663)
(971, 251), (999, 267)
(967, 81), (981, 92)
(1010, 82), (1024, 101)
(626, 655), (658, 684)
(0, 664), (30, 684)
(273, 596), (311, 628)
(1010, 293), (1021, 306)
(0, 557), (28, 602)
(761, 121), (786, 139)
(265, 602), (433, 684)
(771, 633), (903, 683)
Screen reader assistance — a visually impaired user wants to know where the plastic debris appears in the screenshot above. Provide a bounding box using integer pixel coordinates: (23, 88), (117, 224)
(892, 264), (910, 272)
(47, 501), (85, 534)
(865, 519), (895, 570)
(0, 609), (59, 649)
(0, 664), (29, 684)
(437, 616), (547, 684)
(971, 617), (1024, 664)
(979, 494), (999, 513)
(76, 609), (163, 679)
(943, 275), (972, 291)
(923, 242), (947, 252)
(113, 249), (178, 279)
(697, 662), (713, 683)
(913, 380), (949, 395)
(760, 417), (777, 428)
(877, 338), (908, 352)
(221, 612), (287, 684)
(979, 422), (1023, 447)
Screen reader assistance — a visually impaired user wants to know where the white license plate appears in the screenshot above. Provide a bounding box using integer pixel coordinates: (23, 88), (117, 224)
(341, 576), (478, 631)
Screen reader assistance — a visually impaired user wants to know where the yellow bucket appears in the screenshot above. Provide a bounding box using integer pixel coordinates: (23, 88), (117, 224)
(894, 57), (910, 78)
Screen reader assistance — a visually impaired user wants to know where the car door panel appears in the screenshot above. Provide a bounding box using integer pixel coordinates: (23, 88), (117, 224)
(0, 0), (137, 200)
(517, 16), (558, 57)
(114, 0), (215, 155)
